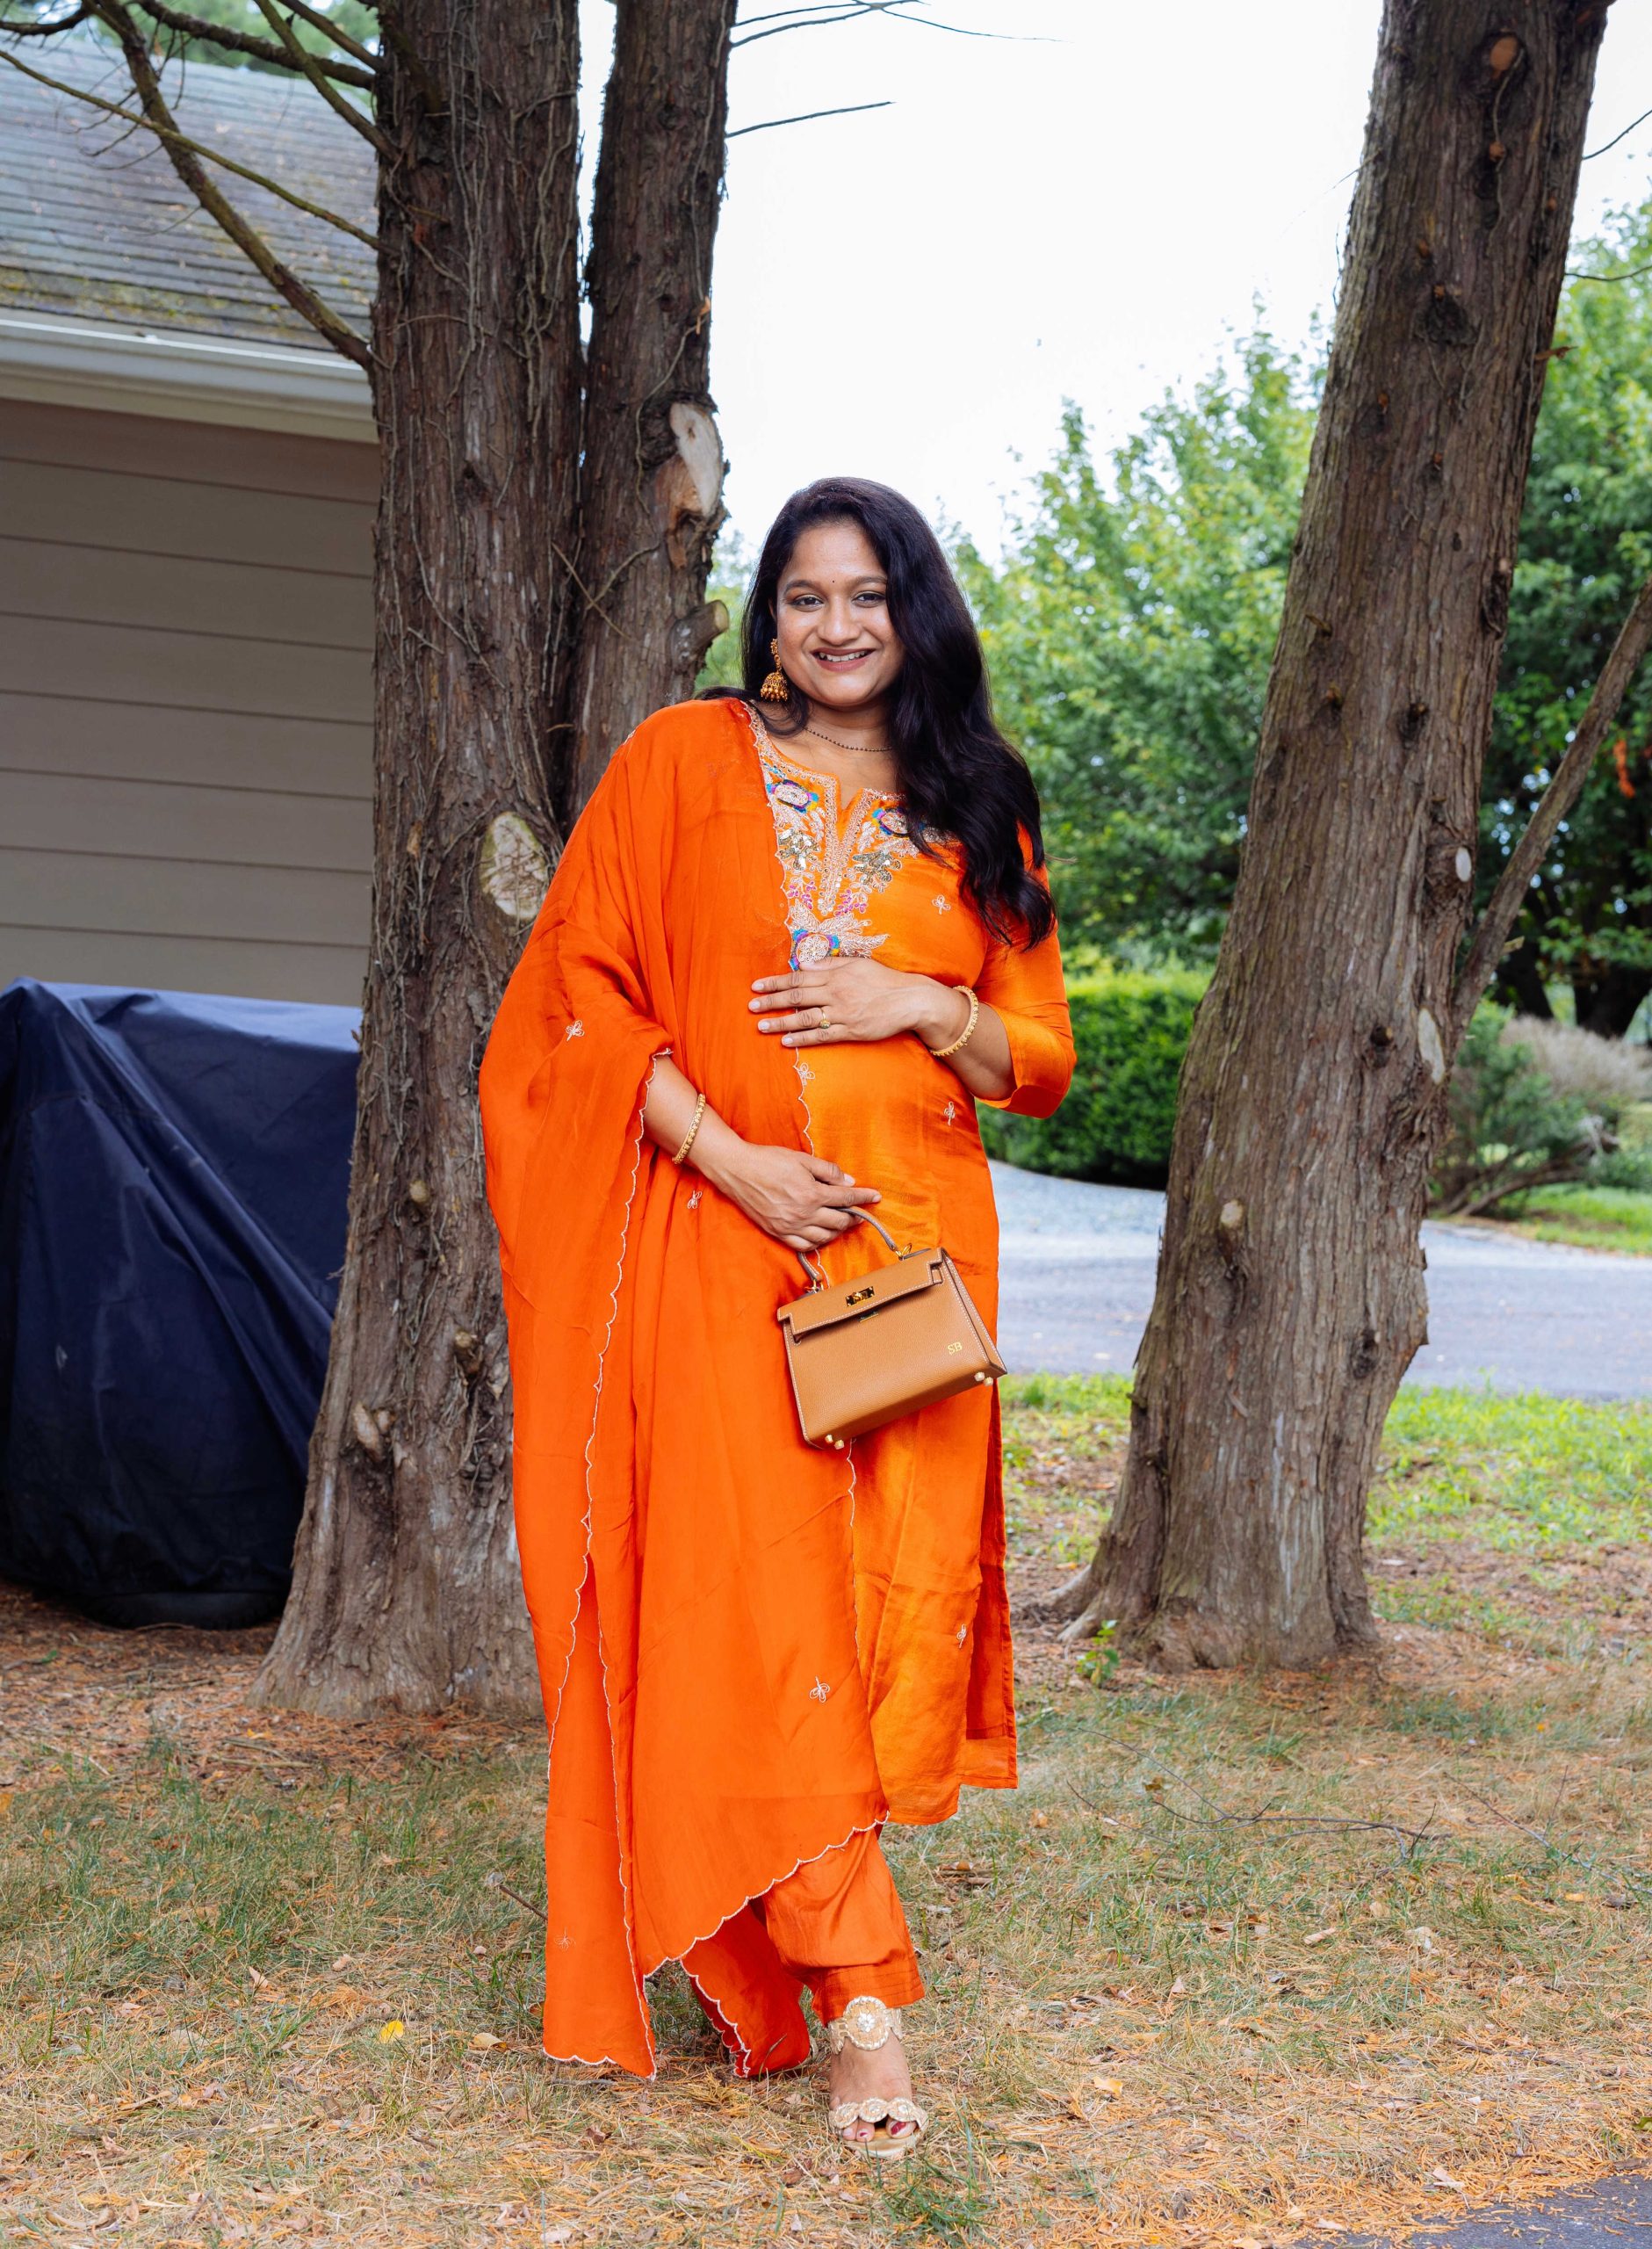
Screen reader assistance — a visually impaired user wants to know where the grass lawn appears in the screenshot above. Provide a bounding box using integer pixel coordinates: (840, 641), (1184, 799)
(1462, 1182), (1652, 1255)
(3, 1381), (1651, 2246)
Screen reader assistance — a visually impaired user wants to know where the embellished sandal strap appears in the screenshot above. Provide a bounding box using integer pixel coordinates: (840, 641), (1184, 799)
(830, 2096), (928, 2131)
(823, 1995), (905, 2054)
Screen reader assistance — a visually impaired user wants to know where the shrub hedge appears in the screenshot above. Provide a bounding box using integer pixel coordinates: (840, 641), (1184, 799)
(978, 966), (1207, 1184)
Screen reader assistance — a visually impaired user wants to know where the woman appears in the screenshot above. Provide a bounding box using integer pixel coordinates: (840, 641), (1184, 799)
(480, 477), (1072, 2155)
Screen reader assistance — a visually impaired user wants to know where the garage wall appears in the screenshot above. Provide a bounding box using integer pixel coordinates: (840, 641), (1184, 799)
(0, 400), (375, 1004)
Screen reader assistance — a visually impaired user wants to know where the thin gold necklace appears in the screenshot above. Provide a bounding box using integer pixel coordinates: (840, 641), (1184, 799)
(801, 719), (892, 758)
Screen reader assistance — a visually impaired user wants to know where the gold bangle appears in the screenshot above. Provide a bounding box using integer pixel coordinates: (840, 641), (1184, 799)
(927, 986), (980, 1060)
(672, 1090), (708, 1167)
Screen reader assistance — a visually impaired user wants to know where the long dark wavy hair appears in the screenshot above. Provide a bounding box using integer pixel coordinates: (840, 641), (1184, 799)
(706, 476), (1054, 948)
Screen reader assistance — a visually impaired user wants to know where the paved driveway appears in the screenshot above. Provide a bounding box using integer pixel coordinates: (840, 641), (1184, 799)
(992, 1163), (1652, 1399)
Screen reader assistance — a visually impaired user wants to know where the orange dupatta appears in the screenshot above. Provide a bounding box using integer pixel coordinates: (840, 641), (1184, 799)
(482, 701), (893, 2074)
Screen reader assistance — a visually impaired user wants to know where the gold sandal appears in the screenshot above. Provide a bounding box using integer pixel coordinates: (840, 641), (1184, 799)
(825, 1995), (928, 2161)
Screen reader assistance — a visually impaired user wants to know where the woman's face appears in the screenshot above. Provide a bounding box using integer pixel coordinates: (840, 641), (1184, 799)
(772, 519), (904, 715)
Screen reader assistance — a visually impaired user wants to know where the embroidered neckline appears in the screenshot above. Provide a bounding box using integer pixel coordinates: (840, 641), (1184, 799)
(759, 722), (901, 808)
(746, 704), (919, 969)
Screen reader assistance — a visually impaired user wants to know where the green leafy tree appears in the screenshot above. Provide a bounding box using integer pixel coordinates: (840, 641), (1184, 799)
(1479, 199), (1652, 1037)
(695, 530), (753, 693)
(971, 242), (1652, 1036)
(959, 329), (1317, 960)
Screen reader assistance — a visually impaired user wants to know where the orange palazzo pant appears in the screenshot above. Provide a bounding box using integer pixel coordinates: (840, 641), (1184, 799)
(684, 1829), (923, 2076)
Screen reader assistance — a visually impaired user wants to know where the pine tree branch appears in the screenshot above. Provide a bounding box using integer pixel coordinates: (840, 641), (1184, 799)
(125, 0), (377, 86)
(249, 0), (391, 152)
(0, 35), (379, 252)
(1452, 568), (1652, 1042)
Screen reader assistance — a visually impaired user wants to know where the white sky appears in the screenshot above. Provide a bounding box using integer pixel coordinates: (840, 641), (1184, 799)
(580, 1), (1652, 557)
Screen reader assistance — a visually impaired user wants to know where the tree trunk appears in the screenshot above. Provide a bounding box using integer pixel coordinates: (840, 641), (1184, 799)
(1057, 0), (1611, 1668)
(564, 0), (736, 822)
(256, 0), (584, 1713)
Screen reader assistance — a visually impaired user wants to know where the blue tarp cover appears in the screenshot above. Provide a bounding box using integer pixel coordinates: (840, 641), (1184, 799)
(0, 981), (358, 1626)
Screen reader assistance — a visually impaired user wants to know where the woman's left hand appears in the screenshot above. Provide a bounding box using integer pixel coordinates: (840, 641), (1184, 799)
(749, 958), (962, 1048)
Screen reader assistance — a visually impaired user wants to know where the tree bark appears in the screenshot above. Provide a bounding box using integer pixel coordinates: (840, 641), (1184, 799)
(564, 0), (736, 822)
(254, 0), (584, 1712)
(13, 0), (747, 1711)
(1057, 0), (1612, 1668)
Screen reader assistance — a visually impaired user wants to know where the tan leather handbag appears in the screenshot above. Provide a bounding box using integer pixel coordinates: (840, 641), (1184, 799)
(776, 1212), (1006, 1450)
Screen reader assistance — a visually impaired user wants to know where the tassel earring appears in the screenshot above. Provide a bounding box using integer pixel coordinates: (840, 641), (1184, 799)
(760, 638), (790, 703)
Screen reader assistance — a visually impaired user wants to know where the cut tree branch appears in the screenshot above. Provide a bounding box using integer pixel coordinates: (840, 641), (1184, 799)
(0, 34), (379, 252)
(1453, 568), (1652, 1041)
(126, 0), (377, 85)
(249, 0), (392, 152)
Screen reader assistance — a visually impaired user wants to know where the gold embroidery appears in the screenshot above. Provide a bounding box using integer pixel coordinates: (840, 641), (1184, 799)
(750, 710), (918, 968)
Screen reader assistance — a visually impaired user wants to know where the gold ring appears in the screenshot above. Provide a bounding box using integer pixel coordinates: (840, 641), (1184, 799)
(818, 1009), (831, 1031)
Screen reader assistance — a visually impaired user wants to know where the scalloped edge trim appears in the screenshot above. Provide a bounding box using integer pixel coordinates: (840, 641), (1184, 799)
(537, 1066), (656, 2077)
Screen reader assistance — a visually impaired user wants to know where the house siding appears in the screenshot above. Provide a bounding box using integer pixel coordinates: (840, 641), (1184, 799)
(0, 399), (375, 1005)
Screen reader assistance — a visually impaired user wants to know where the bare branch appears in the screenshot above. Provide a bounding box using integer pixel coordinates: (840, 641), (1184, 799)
(732, 0), (1046, 47)
(1452, 568), (1652, 1041)
(1584, 102), (1652, 159)
(1569, 257), (1652, 286)
(124, 0), (376, 85)
(249, 0), (391, 152)
(0, 4), (96, 32)
(47, 0), (374, 368)
(0, 36), (379, 249)
(728, 97), (890, 136)
(268, 0), (378, 70)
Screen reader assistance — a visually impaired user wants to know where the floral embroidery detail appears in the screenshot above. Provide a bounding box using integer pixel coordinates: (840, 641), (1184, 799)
(956, 1624), (968, 1645)
(754, 716), (918, 968)
(810, 1677), (831, 1703)
(933, 894), (951, 915)
(564, 1019), (585, 1040)
(686, 1188), (703, 1211)
(943, 1099), (959, 1126)
(797, 1061), (815, 1085)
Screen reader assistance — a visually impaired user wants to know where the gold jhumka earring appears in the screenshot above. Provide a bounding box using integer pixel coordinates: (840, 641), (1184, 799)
(760, 638), (790, 703)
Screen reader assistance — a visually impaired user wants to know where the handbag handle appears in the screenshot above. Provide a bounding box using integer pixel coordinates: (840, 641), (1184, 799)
(794, 1205), (902, 1291)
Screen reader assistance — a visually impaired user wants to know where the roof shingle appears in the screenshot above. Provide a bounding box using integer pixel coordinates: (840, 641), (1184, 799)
(0, 33), (376, 348)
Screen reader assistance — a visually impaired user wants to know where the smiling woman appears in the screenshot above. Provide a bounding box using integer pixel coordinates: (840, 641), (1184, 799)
(479, 477), (1073, 2159)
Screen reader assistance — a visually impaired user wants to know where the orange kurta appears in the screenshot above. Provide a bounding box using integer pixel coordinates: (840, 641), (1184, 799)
(480, 698), (1072, 2077)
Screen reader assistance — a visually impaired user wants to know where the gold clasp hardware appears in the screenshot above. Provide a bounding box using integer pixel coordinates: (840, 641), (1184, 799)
(846, 1284), (875, 1306)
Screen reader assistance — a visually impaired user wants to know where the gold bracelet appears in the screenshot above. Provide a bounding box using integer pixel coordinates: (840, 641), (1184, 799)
(672, 1090), (708, 1167)
(927, 986), (980, 1060)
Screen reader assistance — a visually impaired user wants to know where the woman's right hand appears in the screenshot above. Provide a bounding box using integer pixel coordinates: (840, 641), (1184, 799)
(702, 1141), (881, 1251)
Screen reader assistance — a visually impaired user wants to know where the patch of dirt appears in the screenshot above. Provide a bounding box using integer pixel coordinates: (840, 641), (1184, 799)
(0, 1578), (523, 1784)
